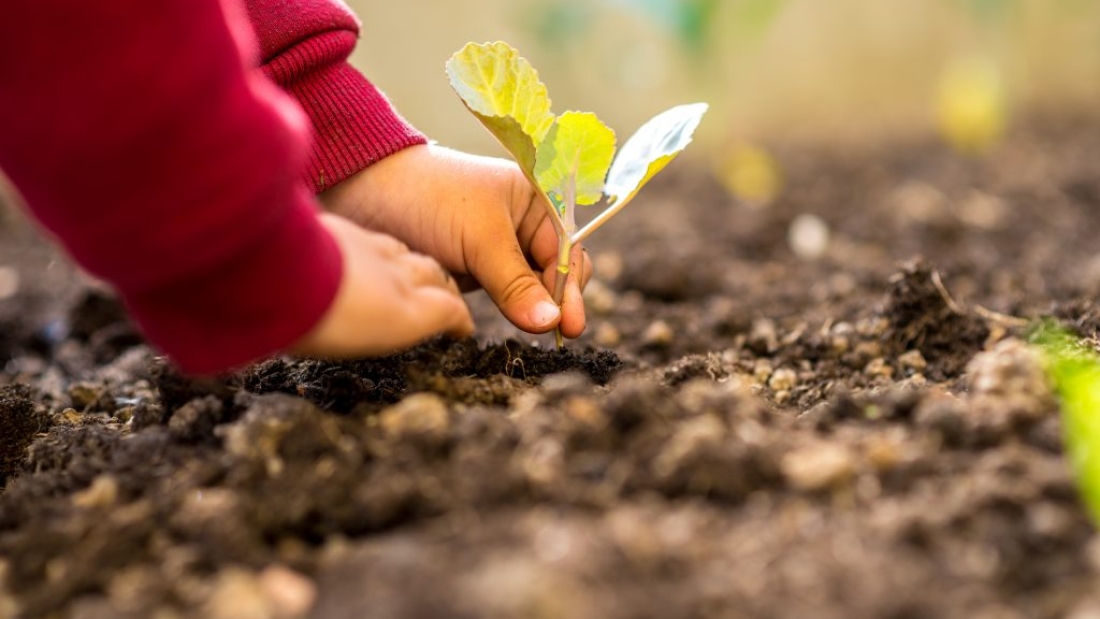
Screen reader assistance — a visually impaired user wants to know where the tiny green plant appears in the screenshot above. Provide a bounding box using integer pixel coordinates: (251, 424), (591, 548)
(446, 41), (707, 346)
(1034, 324), (1100, 526)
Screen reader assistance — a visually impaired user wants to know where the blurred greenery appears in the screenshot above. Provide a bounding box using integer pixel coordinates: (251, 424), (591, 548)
(352, 0), (1100, 158)
(1034, 325), (1100, 527)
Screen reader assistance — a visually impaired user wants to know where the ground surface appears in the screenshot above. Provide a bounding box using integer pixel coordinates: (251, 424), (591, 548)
(2, 118), (1100, 619)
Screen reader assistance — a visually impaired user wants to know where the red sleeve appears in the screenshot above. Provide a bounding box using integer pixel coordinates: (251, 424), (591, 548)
(0, 0), (343, 374)
(243, 0), (428, 193)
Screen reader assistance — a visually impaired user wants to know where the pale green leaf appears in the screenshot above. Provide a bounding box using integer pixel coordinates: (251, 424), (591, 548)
(604, 102), (708, 206)
(445, 41), (556, 173)
(534, 112), (616, 211)
(1037, 326), (1100, 526)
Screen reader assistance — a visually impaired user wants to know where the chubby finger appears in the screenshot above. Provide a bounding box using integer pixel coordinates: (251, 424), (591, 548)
(577, 247), (593, 291)
(559, 275), (586, 338)
(470, 225), (561, 334)
(400, 251), (458, 293)
(411, 286), (475, 339)
(563, 244), (590, 337)
(538, 242), (589, 337)
(526, 221), (592, 293)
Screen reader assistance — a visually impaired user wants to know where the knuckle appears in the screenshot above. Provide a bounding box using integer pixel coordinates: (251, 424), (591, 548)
(497, 274), (539, 304)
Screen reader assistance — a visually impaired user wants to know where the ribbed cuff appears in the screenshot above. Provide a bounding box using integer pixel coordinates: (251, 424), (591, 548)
(263, 30), (428, 193)
(125, 186), (343, 375)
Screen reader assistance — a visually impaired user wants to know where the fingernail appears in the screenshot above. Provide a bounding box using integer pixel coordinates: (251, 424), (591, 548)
(530, 301), (561, 328)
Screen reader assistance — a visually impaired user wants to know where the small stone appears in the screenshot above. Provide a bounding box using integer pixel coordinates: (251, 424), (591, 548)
(752, 359), (774, 385)
(563, 396), (604, 429)
(892, 181), (948, 224)
(379, 393), (450, 443)
(855, 318), (889, 338)
(781, 444), (855, 492)
(1026, 502), (1073, 540)
(864, 437), (902, 472)
(642, 320), (674, 347)
(864, 357), (895, 379)
(114, 406), (135, 423)
(594, 322), (621, 348)
(748, 318), (778, 354)
(966, 338), (1056, 422)
(768, 367), (797, 392)
(829, 322), (854, 354)
(898, 350), (928, 372)
(788, 214), (831, 260)
(73, 475), (120, 509)
(541, 372), (591, 399)
(957, 190), (1006, 230)
(258, 565), (317, 619)
(852, 341), (883, 364)
(594, 251), (624, 281)
(967, 338), (1050, 398)
(68, 382), (103, 410)
(203, 568), (268, 619)
(653, 414), (727, 479)
(830, 335), (851, 355)
(773, 390), (792, 406)
(583, 279), (617, 316)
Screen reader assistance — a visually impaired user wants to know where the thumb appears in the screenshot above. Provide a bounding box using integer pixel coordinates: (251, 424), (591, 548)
(474, 238), (561, 333)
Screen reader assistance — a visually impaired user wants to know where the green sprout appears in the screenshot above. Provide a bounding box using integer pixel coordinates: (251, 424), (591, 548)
(446, 41), (707, 346)
(1034, 325), (1100, 525)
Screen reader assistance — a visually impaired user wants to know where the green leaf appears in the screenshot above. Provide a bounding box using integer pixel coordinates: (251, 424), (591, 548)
(604, 102), (708, 207)
(534, 112), (616, 212)
(445, 41), (556, 174)
(1036, 326), (1100, 526)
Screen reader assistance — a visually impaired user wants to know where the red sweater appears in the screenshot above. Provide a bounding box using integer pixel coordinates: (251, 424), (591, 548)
(0, 0), (426, 374)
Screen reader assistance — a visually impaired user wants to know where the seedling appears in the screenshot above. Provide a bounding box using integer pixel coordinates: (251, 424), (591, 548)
(446, 41), (707, 346)
(1035, 325), (1100, 526)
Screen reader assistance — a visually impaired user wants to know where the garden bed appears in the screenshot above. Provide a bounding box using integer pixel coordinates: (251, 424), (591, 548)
(2, 117), (1100, 619)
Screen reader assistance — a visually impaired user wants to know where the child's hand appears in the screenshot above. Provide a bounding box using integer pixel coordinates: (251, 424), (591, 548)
(319, 144), (593, 338)
(292, 213), (474, 358)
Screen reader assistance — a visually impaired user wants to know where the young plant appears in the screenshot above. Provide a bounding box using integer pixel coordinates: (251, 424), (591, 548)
(446, 41), (707, 346)
(1035, 325), (1100, 526)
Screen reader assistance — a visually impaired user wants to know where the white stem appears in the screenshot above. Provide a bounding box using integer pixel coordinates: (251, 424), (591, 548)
(570, 194), (634, 244)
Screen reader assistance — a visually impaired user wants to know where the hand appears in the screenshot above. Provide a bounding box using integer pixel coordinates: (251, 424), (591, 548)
(319, 144), (593, 338)
(291, 213), (474, 358)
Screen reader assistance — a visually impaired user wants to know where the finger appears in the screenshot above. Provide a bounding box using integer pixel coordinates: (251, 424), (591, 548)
(411, 286), (475, 338)
(578, 247), (593, 291)
(525, 219), (591, 291)
(469, 225), (561, 334)
(400, 251), (457, 292)
(559, 244), (588, 338)
(558, 275), (586, 338)
(526, 217), (563, 273)
(368, 231), (411, 258)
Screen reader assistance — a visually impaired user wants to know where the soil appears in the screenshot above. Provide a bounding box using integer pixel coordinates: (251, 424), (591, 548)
(3, 116), (1100, 619)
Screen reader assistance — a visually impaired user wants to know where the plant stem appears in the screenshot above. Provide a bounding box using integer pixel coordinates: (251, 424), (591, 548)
(551, 234), (571, 348)
(571, 194), (634, 244)
(550, 179), (578, 348)
(521, 176), (571, 348)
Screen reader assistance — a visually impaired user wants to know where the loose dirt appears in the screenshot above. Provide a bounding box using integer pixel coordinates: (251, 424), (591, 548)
(2, 117), (1100, 619)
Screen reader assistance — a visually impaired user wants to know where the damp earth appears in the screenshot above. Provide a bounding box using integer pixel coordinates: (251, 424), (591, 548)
(2, 119), (1100, 619)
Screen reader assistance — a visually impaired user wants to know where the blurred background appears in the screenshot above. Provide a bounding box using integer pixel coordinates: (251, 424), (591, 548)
(351, 0), (1100, 203)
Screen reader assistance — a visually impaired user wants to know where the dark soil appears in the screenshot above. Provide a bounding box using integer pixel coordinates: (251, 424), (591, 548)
(3, 117), (1100, 619)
